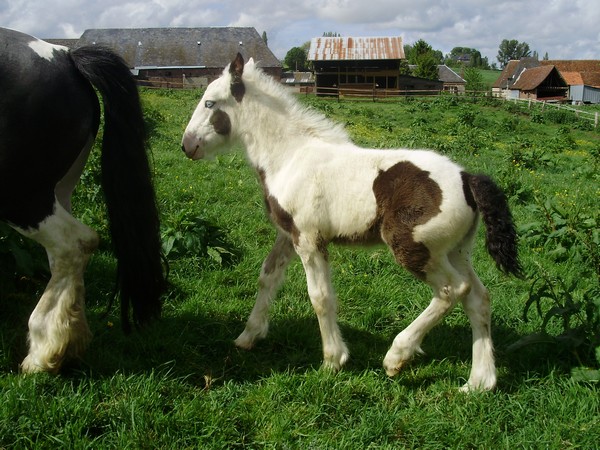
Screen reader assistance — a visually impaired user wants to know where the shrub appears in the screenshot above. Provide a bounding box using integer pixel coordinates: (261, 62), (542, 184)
(161, 210), (239, 267)
(512, 198), (600, 373)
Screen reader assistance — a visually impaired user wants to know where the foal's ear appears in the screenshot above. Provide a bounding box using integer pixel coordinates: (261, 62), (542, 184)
(229, 52), (246, 103)
(230, 53), (244, 79)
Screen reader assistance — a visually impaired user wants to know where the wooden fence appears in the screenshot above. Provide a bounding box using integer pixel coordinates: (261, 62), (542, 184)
(507, 97), (599, 128)
(136, 79), (599, 128)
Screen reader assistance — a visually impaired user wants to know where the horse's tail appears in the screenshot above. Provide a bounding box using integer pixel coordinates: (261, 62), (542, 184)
(463, 173), (522, 277)
(69, 46), (165, 331)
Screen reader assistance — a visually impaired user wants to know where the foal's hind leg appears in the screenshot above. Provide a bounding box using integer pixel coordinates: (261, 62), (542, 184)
(383, 257), (470, 376)
(459, 274), (495, 391)
(451, 252), (496, 391)
(295, 236), (349, 370)
(18, 202), (98, 373)
(235, 232), (296, 349)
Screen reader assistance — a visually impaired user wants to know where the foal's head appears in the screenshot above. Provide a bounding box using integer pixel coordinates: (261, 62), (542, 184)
(181, 53), (248, 160)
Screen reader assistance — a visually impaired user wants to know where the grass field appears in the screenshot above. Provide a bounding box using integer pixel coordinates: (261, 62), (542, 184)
(1, 89), (599, 448)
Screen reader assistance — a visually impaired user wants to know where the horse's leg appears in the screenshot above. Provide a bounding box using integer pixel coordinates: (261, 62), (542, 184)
(18, 201), (98, 373)
(235, 232), (296, 349)
(383, 256), (470, 377)
(459, 273), (495, 391)
(449, 246), (496, 391)
(295, 236), (349, 370)
(54, 136), (94, 213)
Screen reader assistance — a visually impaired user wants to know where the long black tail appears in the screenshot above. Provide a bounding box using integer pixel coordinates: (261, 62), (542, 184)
(69, 46), (165, 331)
(464, 173), (522, 277)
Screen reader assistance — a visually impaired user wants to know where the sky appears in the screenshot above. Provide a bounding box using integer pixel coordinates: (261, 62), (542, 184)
(2, 0), (599, 66)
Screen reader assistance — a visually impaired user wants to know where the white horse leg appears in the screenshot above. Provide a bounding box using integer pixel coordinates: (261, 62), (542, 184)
(235, 232), (295, 349)
(447, 244), (497, 391)
(383, 257), (470, 376)
(17, 201), (98, 373)
(459, 271), (496, 391)
(296, 239), (349, 370)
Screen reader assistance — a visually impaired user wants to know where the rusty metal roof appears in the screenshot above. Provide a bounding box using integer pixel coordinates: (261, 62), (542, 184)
(307, 36), (404, 61)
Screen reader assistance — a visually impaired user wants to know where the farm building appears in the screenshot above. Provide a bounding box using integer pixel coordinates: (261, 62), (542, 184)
(75, 27), (281, 88)
(508, 65), (568, 101)
(492, 58), (540, 98)
(408, 65), (466, 93)
(307, 36), (405, 96)
(494, 58), (600, 103)
(541, 60), (600, 104)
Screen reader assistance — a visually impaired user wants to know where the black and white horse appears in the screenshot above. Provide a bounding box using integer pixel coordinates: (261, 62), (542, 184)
(182, 54), (522, 391)
(0, 28), (165, 372)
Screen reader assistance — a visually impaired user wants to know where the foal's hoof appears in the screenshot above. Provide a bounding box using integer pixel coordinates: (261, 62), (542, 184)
(322, 353), (349, 372)
(383, 360), (408, 377)
(459, 378), (497, 393)
(234, 336), (254, 350)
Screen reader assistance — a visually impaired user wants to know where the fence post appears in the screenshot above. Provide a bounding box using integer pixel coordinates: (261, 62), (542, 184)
(595, 112), (598, 128)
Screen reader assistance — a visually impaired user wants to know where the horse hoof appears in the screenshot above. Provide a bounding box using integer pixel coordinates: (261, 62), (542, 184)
(20, 356), (59, 374)
(459, 379), (497, 393)
(384, 362), (406, 377)
(234, 333), (255, 350)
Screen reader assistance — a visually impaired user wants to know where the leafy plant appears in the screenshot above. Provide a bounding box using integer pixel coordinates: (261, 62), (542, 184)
(161, 210), (238, 267)
(512, 197), (600, 375)
(508, 268), (599, 359)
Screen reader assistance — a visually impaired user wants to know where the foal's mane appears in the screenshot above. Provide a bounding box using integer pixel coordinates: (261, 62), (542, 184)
(242, 61), (350, 144)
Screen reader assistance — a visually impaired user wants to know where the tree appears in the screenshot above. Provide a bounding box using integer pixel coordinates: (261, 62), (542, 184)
(497, 39), (531, 67)
(284, 47), (307, 71)
(446, 47), (490, 70)
(413, 53), (439, 80)
(399, 58), (411, 76)
(261, 31), (268, 46)
(463, 67), (485, 92)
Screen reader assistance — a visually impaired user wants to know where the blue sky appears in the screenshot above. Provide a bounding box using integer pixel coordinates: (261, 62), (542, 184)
(2, 0), (599, 65)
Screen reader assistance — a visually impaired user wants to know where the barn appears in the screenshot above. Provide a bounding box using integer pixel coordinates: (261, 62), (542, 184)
(492, 58), (540, 98)
(508, 65), (568, 101)
(76, 27), (281, 88)
(541, 60), (600, 104)
(493, 58), (600, 103)
(307, 36), (405, 96)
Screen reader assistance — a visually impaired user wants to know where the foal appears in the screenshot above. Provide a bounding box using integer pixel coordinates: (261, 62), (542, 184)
(182, 53), (521, 390)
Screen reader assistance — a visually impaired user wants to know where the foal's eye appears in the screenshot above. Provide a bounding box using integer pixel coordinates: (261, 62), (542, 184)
(205, 100), (216, 109)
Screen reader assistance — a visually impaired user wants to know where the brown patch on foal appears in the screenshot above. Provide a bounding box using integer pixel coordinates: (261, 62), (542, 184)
(256, 168), (300, 244)
(210, 109), (231, 135)
(372, 161), (443, 278)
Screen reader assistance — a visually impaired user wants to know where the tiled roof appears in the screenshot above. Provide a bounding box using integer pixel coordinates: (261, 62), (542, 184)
(492, 58), (540, 88)
(511, 65), (560, 90)
(561, 71), (584, 85)
(77, 27), (281, 69)
(541, 60), (600, 73)
(307, 36), (404, 61)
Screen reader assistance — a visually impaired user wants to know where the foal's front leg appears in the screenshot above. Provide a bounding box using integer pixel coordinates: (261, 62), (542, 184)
(295, 238), (349, 370)
(235, 232), (295, 349)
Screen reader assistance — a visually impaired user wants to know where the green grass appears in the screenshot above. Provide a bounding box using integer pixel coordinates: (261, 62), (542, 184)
(479, 69), (502, 89)
(1, 89), (599, 448)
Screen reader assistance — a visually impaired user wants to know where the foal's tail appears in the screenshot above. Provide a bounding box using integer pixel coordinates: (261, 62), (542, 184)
(463, 173), (522, 277)
(69, 46), (165, 331)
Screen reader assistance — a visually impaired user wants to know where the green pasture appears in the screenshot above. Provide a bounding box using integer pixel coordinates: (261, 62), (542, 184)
(1, 90), (598, 448)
